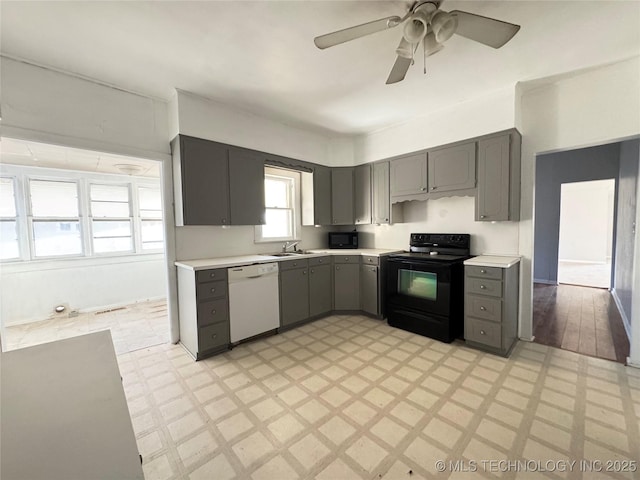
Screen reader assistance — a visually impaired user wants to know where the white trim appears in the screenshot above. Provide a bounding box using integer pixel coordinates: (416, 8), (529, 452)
(255, 167), (301, 243)
(611, 288), (632, 341)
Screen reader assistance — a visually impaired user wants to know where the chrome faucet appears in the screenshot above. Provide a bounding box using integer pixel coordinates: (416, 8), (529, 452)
(282, 241), (299, 253)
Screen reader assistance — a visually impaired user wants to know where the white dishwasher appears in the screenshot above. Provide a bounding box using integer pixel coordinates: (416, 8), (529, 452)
(228, 262), (280, 343)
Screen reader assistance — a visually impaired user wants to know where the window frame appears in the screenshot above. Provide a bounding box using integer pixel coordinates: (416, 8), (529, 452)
(136, 185), (164, 253)
(254, 167), (301, 244)
(0, 175), (22, 261)
(89, 182), (135, 256)
(0, 164), (164, 263)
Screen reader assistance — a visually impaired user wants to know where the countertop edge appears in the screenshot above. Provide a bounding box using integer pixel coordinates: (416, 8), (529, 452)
(464, 255), (521, 268)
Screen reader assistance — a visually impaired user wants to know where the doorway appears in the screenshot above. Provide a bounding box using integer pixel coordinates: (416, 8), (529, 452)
(557, 179), (615, 289)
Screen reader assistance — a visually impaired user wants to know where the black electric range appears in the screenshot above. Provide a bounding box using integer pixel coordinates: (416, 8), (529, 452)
(386, 233), (472, 343)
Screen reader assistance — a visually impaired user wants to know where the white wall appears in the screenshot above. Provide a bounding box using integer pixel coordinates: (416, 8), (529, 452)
(558, 180), (615, 262)
(1, 255), (165, 326)
(518, 57), (640, 363)
(1, 57), (170, 161)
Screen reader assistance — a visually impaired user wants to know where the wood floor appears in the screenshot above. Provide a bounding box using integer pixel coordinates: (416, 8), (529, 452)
(532, 283), (630, 363)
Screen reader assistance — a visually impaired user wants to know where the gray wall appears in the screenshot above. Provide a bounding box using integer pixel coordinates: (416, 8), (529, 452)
(613, 139), (639, 327)
(534, 142), (621, 283)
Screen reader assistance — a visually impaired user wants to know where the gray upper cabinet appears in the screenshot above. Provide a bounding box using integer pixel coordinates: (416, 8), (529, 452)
(390, 153), (428, 202)
(173, 135), (230, 226)
(428, 142), (476, 195)
(313, 166), (332, 226)
(476, 133), (521, 221)
(331, 167), (355, 225)
(354, 164), (372, 225)
(372, 161), (391, 224)
(229, 148), (265, 226)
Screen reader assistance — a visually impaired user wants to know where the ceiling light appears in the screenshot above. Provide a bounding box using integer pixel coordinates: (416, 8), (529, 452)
(431, 10), (458, 43)
(402, 4), (431, 44)
(115, 164), (144, 175)
(424, 31), (444, 56)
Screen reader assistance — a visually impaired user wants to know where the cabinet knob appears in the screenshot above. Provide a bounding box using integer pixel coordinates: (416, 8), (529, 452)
(319, 259), (323, 263)
(371, 267), (376, 272)
(212, 333), (217, 339)
(479, 285), (486, 289)
(310, 269), (314, 274)
(210, 273), (216, 278)
(336, 266), (340, 270)
(303, 270), (307, 275)
(293, 262), (297, 266)
(345, 257), (349, 261)
(431, 186), (437, 190)
(480, 215), (486, 219)
(385, 218), (389, 222)
(211, 309), (217, 315)
(421, 187), (426, 191)
(480, 330), (486, 335)
(480, 306), (486, 311)
(480, 269), (486, 274)
(210, 288), (216, 293)
(222, 218), (227, 223)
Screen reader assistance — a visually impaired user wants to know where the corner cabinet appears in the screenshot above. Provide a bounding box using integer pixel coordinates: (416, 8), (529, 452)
(476, 133), (521, 221)
(331, 167), (355, 225)
(172, 135), (266, 226)
(354, 164), (372, 225)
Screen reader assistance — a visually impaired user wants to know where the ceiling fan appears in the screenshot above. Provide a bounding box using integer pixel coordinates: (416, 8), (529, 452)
(314, 0), (520, 84)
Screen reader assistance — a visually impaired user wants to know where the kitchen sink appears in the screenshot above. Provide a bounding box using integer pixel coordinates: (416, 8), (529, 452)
(263, 251), (309, 257)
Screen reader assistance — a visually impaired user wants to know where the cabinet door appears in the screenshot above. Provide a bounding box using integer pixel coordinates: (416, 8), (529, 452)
(309, 263), (332, 317)
(331, 167), (355, 225)
(178, 136), (230, 225)
(428, 142), (476, 193)
(229, 148), (265, 225)
(390, 153), (428, 199)
(476, 135), (510, 221)
(372, 162), (390, 224)
(334, 263), (360, 310)
(313, 166), (332, 226)
(360, 264), (378, 315)
(280, 268), (310, 326)
(354, 164), (372, 225)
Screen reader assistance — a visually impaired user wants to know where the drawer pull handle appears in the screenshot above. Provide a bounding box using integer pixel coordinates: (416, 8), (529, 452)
(480, 306), (486, 311)
(480, 269), (486, 274)
(480, 330), (486, 335)
(479, 285), (486, 289)
(211, 309), (217, 315)
(210, 288), (216, 293)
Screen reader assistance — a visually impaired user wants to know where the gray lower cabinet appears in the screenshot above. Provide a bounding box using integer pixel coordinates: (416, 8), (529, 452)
(372, 161), (391, 224)
(390, 153), (428, 202)
(177, 266), (230, 360)
(309, 258), (332, 317)
(476, 133), (521, 221)
(334, 256), (360, 310)
(331, 167), (355, 225)
(464, 264), (519, 356)
(279, 260), (310, 327)
(360, 263), (379, 316)
(428, 142), (476, 195)
(354, 164), (372, 225)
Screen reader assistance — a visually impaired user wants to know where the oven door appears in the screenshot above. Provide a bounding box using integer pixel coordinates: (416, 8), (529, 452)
(386, 258), (451, 316)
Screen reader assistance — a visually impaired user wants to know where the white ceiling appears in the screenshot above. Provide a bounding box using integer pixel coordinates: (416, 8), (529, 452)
(1, 1), (639, 136)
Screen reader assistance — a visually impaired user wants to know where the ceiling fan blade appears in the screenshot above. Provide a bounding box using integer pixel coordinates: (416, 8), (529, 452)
(314, 16), (402, 49)
(449, 10), (520, 48)
(386, 56), (412, 84)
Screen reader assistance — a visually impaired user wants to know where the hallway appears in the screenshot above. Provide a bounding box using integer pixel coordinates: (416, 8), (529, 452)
(532, 283), (630, 364)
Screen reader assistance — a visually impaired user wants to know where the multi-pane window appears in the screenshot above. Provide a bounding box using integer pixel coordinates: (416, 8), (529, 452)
(138, 186), (163, 251)
(0, 177), (19, 259)
(90, 184), (133, 254)
(260, 174), (295, 240)
(30, 180), (82, 257)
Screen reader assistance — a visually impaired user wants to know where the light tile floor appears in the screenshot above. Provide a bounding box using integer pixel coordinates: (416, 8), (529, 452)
(118, 315), (640, 480)
(3, 299), (169, 354)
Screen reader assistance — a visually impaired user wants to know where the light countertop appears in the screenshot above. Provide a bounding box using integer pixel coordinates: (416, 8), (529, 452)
(175, 249), (402, 271)
(464, 255), (521, 268)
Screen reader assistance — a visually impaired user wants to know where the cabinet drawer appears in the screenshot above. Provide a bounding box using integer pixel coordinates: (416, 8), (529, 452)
(196, 268), (227, 283)
(466, 265), (502, 280)
(197, 299), (229, 327)
(196, 280), (227, 300)
(361, 255), (379, 266)
(308, 256), (330, 267)
(279, 258), (308, 271)
(466, 295), (502, 323)
(465, 318), (502, 349)
(466, 277), (502, 297)
(334, 255), (359, 264)
(199, 322), (230, 351)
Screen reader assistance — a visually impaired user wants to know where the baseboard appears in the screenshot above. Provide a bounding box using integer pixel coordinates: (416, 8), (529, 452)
(610, 289), (631, 341)
(626, 357), (640, 369)
(533, 278), (558, 285)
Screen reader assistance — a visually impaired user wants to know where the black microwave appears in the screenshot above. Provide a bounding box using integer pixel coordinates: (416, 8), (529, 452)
(328, 232), (358, 249)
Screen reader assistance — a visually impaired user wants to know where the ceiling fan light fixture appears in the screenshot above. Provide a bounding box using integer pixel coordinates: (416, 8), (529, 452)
(395, 37), (413, 59)
(424, 31), (444, 56)
(402, 6), (430, 44)
(431, 10), (458, 43)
